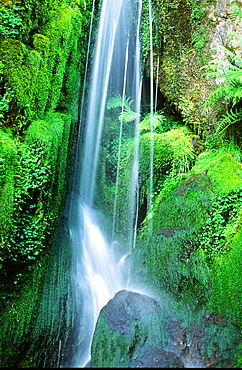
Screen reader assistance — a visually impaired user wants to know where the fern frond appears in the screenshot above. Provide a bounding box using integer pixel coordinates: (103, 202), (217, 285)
(216, 107), (242, 136)
(227, 32), (242, 46)
(224, 47), (242, 69)
(107, 93), (139, 123)
(201, 59), (232, 76)
(107, 94), (134, 111)
(119, 108), (139, 123)
(107, 94), (123, 109)
(232, 88), (242, 105)
(228, 3), (242, 21)
(139, 111), (166, 131)
(202, 87), (228, 110)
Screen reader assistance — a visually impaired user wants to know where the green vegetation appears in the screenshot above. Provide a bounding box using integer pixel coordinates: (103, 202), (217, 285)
(0, 3), (24, 39)
(202, 32), (242, 139)
(139, 110), (181, 134)
(0, 0), (92, 366)
(0, 0), (242, 367)
(135, 148), (242, 311)
(107, 94), (140, 123)
(0, 112), (71, 301)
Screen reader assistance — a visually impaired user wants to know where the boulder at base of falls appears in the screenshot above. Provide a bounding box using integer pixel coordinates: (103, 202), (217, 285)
(90, 289), (183, 368)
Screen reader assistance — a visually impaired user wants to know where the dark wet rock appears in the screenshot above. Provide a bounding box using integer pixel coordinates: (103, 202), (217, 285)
(91, 289), (241, 368)
(90, 289), (171, 367)
(130, 345), (183, 368)
(164, 310), (240, 368)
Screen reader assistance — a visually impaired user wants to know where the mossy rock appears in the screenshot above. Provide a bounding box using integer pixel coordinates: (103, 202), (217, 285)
(191, 150), (242, 196)
(110, 127), (195, 245)
(0, 5), (83, 122)
(139, 149), (242, 306)
(24, 111), (72, 215)
(91, 290), (170, 368)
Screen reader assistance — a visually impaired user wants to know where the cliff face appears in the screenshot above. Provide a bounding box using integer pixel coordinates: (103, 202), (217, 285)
(149, 0), (242, 136)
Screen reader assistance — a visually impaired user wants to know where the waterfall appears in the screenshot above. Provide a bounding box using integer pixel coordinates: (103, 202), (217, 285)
(148, 0), (154, 235)
(68, 0), (142, 366)
(111, 36), (130, 240)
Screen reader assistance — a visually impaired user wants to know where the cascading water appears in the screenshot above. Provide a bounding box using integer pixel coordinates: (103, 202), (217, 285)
(68, 0), (142, 366)
(148, 0), (154, 235)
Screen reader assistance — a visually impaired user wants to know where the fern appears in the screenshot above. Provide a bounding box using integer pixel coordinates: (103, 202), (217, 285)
(107, 94), (133, 110)
(119, 108), (138, 123)
(216, 107), (242, 136)
(139, 111), (166, 132)
(202, 31), (242, 135)
(107, 94), (140, 123)
(228, 3), (242, 21)
(139, 110), (180, 133)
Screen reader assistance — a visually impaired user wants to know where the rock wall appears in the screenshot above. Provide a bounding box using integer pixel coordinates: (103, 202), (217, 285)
(149, 0), (242, 136)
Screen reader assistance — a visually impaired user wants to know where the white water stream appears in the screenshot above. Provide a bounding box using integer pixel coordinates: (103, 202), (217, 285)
(69, 0), (143, 367)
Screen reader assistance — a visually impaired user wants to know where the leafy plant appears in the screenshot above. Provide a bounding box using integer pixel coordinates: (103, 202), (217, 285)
(107, 93), (140, 123)
(198, 187), (242, 264)
(0, 62), (14, 123)
(139, 110), (180, 133)
(228, 2), (242, 20)
(202, 31), (242, 137)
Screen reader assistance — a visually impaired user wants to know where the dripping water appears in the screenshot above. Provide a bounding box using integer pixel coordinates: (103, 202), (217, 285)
(148, 0), (154, 235)
(111, 36), (130, 240)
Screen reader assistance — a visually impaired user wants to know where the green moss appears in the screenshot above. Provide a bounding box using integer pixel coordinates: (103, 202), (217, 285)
(91, 316), (131, 367)
(91, 294), (166, 368)
(0, 1), (92, 366)
(41, 6), (82, 112)
(191, 149), (242, 195)
(22, 111), (72, 224)
(0, 4), (83, 122)
(138, 148), (242, 307)
(210, 225), (242, 327)
(0, 129), (17, 262)
(150, 0), (215, 135)
(0, 38), (48, 120)
(110, 127), (195, 244)
(0, 112), (71, 298)
(207, 154), (242, 194)
(142, 187), (212, 304)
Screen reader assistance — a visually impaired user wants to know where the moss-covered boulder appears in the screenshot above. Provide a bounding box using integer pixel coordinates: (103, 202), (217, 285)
(91, 289), (181, 368)
(137, 148), (242, 306)
(129, 147), (242, 367)
(106, 126), (196, 246)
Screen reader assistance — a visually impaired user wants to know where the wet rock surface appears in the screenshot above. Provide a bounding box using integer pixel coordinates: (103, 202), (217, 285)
(102, 289), (162, 334)
(91, 289), (241, 368)
(91, 289), (180, 367)
(130, 345), (183, 368)
(164, 310), (241, 368)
